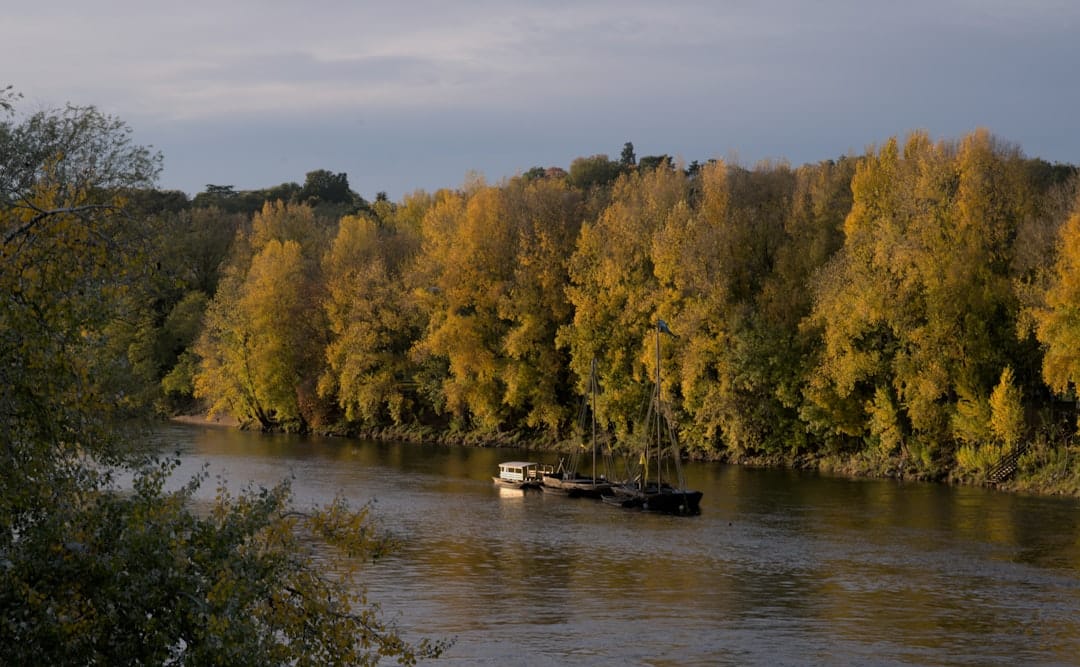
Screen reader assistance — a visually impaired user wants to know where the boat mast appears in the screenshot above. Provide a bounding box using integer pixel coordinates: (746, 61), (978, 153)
(655, 320), (662, 489)
(590, 356), (598, 483)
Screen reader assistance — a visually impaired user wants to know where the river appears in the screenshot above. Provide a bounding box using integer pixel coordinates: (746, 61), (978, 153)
(148, 421), (1080, 666)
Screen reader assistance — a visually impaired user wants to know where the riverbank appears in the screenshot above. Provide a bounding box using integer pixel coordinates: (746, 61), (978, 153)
(171, 413), (242, 429)
(169, 413), (1080, 499)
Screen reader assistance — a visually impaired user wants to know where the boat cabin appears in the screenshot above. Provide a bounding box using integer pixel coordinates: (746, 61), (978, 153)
(494, 461), (545, 488)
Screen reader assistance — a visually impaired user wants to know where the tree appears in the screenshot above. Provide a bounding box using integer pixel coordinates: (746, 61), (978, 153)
(194, 202), (332, 431)
(0, 92), (442, 662)
(300, 169), (353, 205)
(320, 214), (424, 426)
(0, 99), (161, 507)
(989, 366), (1025, 449)
(955, 366), (1025, 479)
(653, 159), (806, 456)
(620, 141), (636, 168)
(0, 459), (448, 665)
(805, 131), (1038, 473)
(204, 183), (237, 197)
(497, 177), (584, 433)
(412, 187), (516, 430)
(1034, 185), (1080, 412)
(566, 154), (623, 190)
(637, 155), (673, 172)
(560, 162), (686, 439)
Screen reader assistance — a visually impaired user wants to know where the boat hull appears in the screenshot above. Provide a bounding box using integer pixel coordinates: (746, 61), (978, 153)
(541, 473), (612, 498)
(492, 477), (541, 490)
(605, 484), (702, 515)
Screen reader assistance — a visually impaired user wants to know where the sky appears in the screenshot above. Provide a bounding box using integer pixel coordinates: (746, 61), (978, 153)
(4, 1), (1078, 200)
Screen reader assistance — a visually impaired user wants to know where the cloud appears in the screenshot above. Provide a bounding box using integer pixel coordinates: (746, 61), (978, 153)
(5, 1), (1077, 199)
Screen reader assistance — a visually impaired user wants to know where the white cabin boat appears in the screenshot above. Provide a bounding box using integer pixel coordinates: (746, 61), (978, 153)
(493, 461), (545, 489)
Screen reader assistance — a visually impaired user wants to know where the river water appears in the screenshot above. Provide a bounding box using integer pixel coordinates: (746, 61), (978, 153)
(149, 422), (1080, 666)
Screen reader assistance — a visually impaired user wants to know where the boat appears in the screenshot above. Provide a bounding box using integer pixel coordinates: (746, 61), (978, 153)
(542, 357), (613, 499)
(604, 320), (702, 515)
(492, 461), (545, 489)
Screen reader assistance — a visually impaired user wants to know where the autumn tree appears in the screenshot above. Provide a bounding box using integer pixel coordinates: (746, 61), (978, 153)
(956, 366), (1025, 478)
(561, 165), (686, 440)
(497, 177), (584, 433)
(1033, 185), (1080, 414)
(803, 138), (906, 447)
(652, 159), (807, 456)
(762, 158), (854, 452)
(805, 131), (1039, 474)
(650, 159), (729, 452)
(411, 186), (517, 431)
(194, 201), (333, 431)
(320, 210), (425, 426)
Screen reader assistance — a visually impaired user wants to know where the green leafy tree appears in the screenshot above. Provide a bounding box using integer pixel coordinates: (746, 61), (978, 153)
(0, 460), (448, 665)
(301, 169), (353, 204)
(638, 155), (673, 172)
(566, 154), (623, 190)
(121, 205), (248, 413)
(1, 92), (441, 663)
(1, 100), (160, 520)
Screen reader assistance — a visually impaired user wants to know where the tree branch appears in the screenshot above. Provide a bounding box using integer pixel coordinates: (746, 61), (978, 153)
(2, 203), (117, 246)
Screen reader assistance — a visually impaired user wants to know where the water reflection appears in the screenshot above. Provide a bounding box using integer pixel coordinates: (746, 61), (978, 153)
(149, 422), (1080, 665)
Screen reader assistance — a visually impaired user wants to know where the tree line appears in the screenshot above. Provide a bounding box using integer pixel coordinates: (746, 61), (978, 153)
(133, 134), (1080, 486)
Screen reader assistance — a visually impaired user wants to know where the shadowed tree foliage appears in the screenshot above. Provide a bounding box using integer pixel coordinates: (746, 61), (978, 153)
(301, 169), (352, 204)
(566, 154), (624, 191)
(0, 91), (445, 663)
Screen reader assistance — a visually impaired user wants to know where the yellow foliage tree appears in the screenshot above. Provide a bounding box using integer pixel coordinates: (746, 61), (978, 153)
(412, 186), (514, 430)
(320, 214), (422, 424)
(560, 166), (686, 439)
(1034, 189), (1080, 405)
(989, 366), (1025, 449)
(497, 177), (583, 432)
(194, 202), (330, 431)
(806, 131), (1035, 471)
